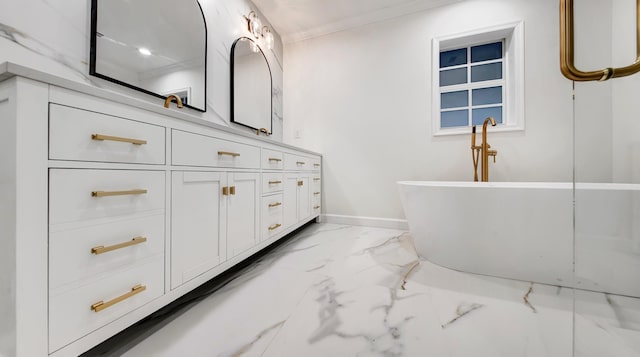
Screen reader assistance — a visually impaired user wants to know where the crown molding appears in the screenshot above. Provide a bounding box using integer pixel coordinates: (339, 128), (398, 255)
(282, 0), (465, 44)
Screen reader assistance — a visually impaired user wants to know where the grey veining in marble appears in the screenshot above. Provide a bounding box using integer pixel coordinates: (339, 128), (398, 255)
(78, 223), (640, 357)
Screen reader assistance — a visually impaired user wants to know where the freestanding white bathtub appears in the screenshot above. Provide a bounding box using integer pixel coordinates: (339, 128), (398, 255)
(398, 181), (640, 297)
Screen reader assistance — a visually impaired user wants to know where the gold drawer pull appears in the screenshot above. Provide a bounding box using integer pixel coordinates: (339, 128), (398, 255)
(218, 151), (240, 157)
(92, 189), (147, 197)
(91, 237), (147, 255)
(298, 181), (304, 186)
(313, 164), (320, 167)
(268, 202), (282, 208)
(313, 178), (321, 181)
(268, 180), (282, 185)
(91, 284), (146, 313)
(314, 192), (321, 195)
(314, 206), (321, 209)
(91, 134), (147, 145)
(268, 223), (282, 231)
(296, 161), (305, 165)
(268, 158), (282, 162)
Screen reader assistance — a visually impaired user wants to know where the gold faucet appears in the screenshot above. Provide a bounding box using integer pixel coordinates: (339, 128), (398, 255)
(256, 128), (271, 136)
(164, 94), (183, 109)
(471, 117), (498, 182)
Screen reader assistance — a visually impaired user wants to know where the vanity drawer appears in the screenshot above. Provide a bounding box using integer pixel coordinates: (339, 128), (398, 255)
(49, 256), (164, 353)
(284, 153), (311, 171)
(49, 169), (165, 225)
(262, 173), (284, 194)
(172, 129), (260, 169)
(49, 214), (165, 290)
(311, 157), (321, 171)
(261, 149), (284, 169)
(49, 104), (166, 165)
(262, 194), (284, 240)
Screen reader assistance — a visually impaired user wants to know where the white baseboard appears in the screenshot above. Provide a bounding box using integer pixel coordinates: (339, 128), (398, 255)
(320, 214), (409, 230)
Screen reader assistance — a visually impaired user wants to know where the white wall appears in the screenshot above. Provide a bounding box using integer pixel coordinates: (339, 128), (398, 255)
(284, 0), (574, 220)
(0, 0), (285, 140)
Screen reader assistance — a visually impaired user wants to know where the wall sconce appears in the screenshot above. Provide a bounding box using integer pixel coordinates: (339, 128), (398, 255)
(245, 10), (274, 50)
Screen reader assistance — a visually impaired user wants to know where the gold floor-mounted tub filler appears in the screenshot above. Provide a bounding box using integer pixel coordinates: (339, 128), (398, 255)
(471, 117), (498, 182)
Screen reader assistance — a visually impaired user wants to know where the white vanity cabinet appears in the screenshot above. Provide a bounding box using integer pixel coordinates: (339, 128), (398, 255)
(0, 67), (321, 357)
(171, 171), (226, 289)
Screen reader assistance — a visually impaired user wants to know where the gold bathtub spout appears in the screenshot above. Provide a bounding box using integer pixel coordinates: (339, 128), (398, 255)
(164, 94), (183, 109)
(472, 117), (498, 181)
(481, 117), (497, 182)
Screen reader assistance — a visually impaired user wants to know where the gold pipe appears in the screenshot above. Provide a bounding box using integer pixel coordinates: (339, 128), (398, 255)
(481, 117), (497, 182)
(91, 134), (147, 145)
(91, 285), (146, 312)
(560, 0), (640, 81)
(91, 189), (147, 197)
(164, 94), (184, 108)
(91, 237), (147, 255)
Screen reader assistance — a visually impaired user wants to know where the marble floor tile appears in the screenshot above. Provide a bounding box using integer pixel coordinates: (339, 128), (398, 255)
(101, 223), (640, 357)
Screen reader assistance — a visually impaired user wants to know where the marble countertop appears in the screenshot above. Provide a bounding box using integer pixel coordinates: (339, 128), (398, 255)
(0, 61), (320, 157)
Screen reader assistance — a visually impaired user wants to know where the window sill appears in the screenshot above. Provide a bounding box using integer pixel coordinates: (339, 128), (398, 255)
(432, 123), (524, 137)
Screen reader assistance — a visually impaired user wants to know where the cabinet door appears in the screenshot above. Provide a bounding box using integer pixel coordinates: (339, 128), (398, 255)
(283, 173), (299, 230)
(298, 174), (311, 222)
(171, 171), (226, 289)
(227, 172), (260, 258)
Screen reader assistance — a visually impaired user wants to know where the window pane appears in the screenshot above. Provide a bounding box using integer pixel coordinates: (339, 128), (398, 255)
(440, 48), (467, 68)
(472, 86), (502, 106)
(472, 106), (503, 125)
(471, 63), (502, 82)
(441, 90), (468, 109)
(441, 110), (468, 128)
(440, 68), (467, 86)
(471, 42), (503, 63)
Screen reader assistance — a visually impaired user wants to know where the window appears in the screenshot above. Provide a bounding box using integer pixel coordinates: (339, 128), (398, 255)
(432, 22), (524, 136)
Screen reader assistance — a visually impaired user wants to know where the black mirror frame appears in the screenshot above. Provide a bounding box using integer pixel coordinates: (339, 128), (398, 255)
(230, 37), (273, 134)
(89, 0), (208, 112)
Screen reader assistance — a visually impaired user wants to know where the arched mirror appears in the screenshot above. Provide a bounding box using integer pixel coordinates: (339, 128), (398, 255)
(231, 37), (272, 133)
(90, 0), (207, 112)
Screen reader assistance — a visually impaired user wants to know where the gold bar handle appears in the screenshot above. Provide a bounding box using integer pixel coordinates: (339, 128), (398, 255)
(268, 180), (282, 185)
(314, 192), (321, 195)
(296, 161), (305, 165)
(91, 284), (146, 312)
(313, 206), (321, 209)
(268, 202), (282, 208)
(91, 134), (147, 145)
(268, 223), (282, 231)
(91, 237), (147, 255)
(313, 163), (320, 167)
(560, 0), (640, 81)
(218, 151), (241, 157)
(230, 186), (236, 195)
(313, 178), (321, 181)
(268, 158), (282, 162)
(92, 189), (147, 197)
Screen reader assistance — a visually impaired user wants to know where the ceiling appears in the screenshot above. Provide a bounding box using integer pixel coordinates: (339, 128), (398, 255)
(252, 0), (465, 43)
